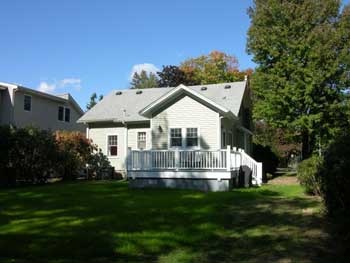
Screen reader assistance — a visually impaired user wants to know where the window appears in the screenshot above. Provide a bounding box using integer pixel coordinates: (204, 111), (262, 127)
(186, 128), (198, 147)
(24, 95), (31, 111)
(64, 108), (71, 122)
(107, 135), (118, 156)
(58, 106), (64, 121)
(170, 128), (182, 147)
(137, 132), (146, 150)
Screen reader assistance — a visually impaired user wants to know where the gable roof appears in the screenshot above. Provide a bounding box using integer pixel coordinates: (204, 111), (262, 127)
(0, 82), (84, 114)
(78, 81), (248, 124)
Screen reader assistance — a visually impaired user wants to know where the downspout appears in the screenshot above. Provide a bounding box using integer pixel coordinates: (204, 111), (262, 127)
(122, 109), (128, 177)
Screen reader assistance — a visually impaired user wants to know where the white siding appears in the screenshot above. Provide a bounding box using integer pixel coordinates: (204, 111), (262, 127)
(151, 95), (219, 150)
(88, 124), (127, 171)
(127, 127), (151, 150)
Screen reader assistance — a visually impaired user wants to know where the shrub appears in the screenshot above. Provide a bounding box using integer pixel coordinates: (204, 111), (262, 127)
(11, 127), (59, 184)
(87, 149), (113, 179)
(318, 134), (350, 216)
(0, 126), (111, 187)
(252, 143), (279, 181)
(0, 126), (15, 186)
(55, 131), (96, 180)
(297, 155), (322, 196)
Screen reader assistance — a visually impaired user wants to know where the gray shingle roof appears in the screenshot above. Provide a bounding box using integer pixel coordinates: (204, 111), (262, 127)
(78, 81), (247, 123)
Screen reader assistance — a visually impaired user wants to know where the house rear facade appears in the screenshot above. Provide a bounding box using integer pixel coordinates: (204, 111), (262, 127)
(79, 81), (255, 185)
(0, 82), (85, 132)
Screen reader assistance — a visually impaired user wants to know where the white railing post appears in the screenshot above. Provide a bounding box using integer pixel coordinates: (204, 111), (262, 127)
(175, 148), (179, 171)
(226, 145), (231, 171)
(140, 149), (144, 170)
(257, 162), (263, 186)
(127, 147), (132, 171)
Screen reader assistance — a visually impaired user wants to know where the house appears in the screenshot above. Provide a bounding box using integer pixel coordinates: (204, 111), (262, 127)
(78, 80), (262, 191)
(0, 82), (85, 132)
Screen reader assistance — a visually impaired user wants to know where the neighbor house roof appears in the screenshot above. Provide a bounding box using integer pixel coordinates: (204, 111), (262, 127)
(0, 82), (84, 114)
(78, 81), (248, 124)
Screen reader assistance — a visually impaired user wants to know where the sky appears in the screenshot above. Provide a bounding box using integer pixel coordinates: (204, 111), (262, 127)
(0, 0), (348, 109)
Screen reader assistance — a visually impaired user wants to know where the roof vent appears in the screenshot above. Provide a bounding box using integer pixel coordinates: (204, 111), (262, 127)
(116, 91), (122, 95)
(136, 90), (143, 95)
(224, 85), (231, 89)
(201, 86), (207, 91)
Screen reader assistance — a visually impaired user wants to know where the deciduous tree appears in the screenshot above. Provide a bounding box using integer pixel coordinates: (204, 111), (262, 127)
(247, 0), (350, 159)
(180, 50), (252, 84)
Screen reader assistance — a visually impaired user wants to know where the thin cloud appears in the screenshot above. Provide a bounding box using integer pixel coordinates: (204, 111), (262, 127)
(129, 63), (159, 80)
(38, 82), (56, 93)
(37, 78), (82, 94)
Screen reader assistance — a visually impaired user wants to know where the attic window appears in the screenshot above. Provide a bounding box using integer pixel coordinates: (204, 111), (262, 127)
(116, 91), (122, 95)
(201, 87), (207, 91)
(136, 90), (143, 95)
(224, 85), (231, 89)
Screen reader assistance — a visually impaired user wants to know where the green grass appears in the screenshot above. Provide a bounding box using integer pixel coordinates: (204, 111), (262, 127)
(0, 180), (336, 262)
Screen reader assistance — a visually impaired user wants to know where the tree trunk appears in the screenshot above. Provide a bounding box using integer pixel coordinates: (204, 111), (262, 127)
(301, 130), (311, 160)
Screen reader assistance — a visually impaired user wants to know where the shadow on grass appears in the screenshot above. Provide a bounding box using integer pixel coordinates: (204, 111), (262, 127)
(0, 181), (337, 262)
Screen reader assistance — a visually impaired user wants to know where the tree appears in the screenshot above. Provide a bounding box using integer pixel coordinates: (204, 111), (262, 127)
(180, 50), (252, 84)
(157, 65), (199, 87)
(86, 93), (103, 110)
(247, 0), (350, 159)
(130, 70), (158, 89)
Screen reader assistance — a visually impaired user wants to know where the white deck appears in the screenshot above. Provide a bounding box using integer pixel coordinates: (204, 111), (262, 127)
(127, 146), (262, 186)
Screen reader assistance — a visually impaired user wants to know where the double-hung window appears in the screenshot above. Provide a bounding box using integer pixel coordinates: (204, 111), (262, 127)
(170, 128), (182, 147)
(137, 132), (146, 150)
(186, 128), (198, 147)
(170, 128), (199, 148)
(24, 95), (32, 111)
(58, 106), (71, 122)
(64, 108), (71, 122)
(58, 106), (64, 121)
(107, 135), (118, 156)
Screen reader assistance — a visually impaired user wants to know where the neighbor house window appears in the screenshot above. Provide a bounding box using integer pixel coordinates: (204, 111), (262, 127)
(170, 128), (182, 147)
(137, 132), (146, 150)
(64, 108), (71, 122)
(186, 128), (198, 147)
(58, 106), (64, 121)
(107, 135), (118, 156)
(24, 95), (31, 111)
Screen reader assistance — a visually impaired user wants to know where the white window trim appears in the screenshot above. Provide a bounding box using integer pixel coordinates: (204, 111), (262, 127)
(106, 134), (119, 159)
(24, 94), (32, 112)
(168, 127), (200, 150)
(136, 131), (147, 150)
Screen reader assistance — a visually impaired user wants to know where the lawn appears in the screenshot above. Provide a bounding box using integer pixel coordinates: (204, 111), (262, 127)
(0, 179), (337, 262)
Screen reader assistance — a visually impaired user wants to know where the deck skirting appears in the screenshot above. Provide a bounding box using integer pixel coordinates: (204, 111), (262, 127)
(128, 170), (238, 191)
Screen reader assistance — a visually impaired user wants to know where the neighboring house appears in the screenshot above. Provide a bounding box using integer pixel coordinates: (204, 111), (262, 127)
(78, 80), (262, 191)
(0, 82), (85, 132)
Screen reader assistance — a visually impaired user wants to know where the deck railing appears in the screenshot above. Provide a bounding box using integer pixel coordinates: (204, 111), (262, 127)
(128, 146), (262, 185)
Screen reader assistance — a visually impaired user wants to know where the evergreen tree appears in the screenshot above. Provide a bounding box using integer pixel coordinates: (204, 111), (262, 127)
(247, 0), (350, 159)
(130, 70), (158, 89)
(86, 93), (103, 110)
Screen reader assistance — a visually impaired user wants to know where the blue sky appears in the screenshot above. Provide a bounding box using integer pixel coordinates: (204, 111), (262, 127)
(0, 0), (348, 109)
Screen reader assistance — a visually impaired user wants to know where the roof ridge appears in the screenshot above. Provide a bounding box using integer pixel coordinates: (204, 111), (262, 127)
(111, 80), (246, 92)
